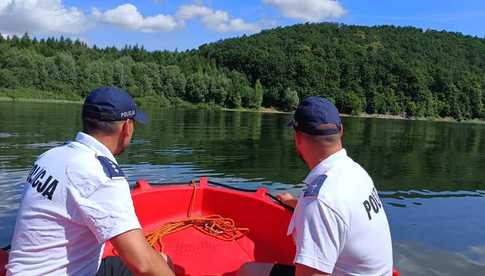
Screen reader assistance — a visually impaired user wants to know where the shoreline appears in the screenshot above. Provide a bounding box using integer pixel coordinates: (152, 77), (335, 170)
(0, 97), (82, 104)
(227, 107), (485, 125)
(343, 113), (485, 124)
(2, 96), (484, 125)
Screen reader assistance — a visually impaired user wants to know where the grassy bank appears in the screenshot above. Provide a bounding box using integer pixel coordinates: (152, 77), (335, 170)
(0, 89), (225, 111)
(0, 88), (82, 104)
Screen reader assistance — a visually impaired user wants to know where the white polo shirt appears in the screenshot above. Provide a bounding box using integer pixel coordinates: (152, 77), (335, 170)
(6, 132), (141, 275)
(288, 149), (393, 275)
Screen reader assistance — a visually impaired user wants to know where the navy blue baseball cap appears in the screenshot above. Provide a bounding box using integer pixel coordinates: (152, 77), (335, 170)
(82, 87), (149, 124)
(288, 96), (342, 136)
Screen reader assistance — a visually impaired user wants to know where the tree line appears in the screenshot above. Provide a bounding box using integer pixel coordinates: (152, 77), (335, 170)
(1, 22), (485, 119)
(200, 23), (485, 119)
(0, 34), (264, 109)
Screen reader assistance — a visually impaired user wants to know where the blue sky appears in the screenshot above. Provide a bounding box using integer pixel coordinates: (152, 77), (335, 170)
(0, 0), (484, 51)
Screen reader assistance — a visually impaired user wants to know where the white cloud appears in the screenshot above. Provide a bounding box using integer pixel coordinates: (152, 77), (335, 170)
(176, 4), (262, 33)
(92, 4), (178, 32)
(0, 1), (264, 36)
(176, 4), (212, 20)
(0, 0), (90, 35)
(264, 0), (346, 21)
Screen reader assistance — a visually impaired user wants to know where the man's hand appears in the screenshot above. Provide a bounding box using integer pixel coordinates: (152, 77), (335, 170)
(110, 229), (175, 276)
(160, 252), (174, 271)
(296, 264), (330, 276)
(276, 192), (298, 208)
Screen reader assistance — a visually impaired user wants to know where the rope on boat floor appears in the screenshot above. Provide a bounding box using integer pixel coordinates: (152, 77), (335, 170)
(145, 180), (249, 251)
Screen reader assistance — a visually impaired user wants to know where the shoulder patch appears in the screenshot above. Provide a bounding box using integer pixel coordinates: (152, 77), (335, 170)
(97, 156), (125, 178)
(304, 175), (327, 197)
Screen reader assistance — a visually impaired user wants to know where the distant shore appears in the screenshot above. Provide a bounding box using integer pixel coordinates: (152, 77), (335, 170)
(2, 95), (484, 125)
(0, 96), (82, 104)
(226, 106), (485, 124)
(342, 113), (485, 124)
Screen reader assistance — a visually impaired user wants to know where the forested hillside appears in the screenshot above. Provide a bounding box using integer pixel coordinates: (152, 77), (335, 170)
(200, 23), (485, 118)
(1, 22), (485, 119)
(0, 35), (263, 109)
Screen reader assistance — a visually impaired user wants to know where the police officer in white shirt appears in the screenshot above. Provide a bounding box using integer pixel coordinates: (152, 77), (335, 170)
(6, 87), (174, 276)
(239, 96), (393, 276)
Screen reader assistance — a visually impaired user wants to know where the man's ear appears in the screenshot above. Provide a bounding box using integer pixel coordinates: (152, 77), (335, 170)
(120, 120), (130, 137)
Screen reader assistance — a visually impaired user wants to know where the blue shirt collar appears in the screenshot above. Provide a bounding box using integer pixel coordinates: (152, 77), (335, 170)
(303, 149), (347, 185)
(74, 132), (117, 164)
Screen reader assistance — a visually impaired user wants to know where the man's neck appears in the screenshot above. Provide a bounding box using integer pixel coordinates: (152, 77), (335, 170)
(89, 133), (118, 156)
(307, 146), (342, 170)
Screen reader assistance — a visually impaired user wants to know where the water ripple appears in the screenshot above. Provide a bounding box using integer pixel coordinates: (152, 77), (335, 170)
(0, 132), (16, 138)
(380, 189), (484, 199)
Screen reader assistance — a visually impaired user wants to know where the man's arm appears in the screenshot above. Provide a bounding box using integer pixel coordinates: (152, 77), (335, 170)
(291, 198), (348, 276)
(110, 229), (175, 276)
(276, 192), (298, 208)
(295, 264), (330, 276)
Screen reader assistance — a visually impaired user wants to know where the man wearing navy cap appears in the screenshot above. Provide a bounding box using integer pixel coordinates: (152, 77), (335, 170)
(239, 96), (393, 276)
(7, 87), (174, 276)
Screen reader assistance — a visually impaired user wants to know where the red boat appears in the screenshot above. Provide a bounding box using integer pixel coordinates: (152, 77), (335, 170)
(1, 177), (399, 276)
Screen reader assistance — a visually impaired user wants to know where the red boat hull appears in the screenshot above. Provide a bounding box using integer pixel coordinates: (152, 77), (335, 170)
(1, 177), (399, 276)
(103, 177), (295, 275)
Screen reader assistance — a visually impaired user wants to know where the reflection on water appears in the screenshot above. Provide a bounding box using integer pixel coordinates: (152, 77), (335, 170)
(1, 102), (485, 274)
(395, 242), (485, 275)
(0, 132), (16, 138)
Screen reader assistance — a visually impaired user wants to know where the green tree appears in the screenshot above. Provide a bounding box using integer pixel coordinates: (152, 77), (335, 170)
(250, 79), (264, 108)
(1, 23), (485, 117)
(281, 88), (299, 111)
(0, 69), (18, 89)
(241, 86), (255, 108)
(186, 72), (208, 103)
(338, 91), (364, 115)
(208, 75), (229, 105)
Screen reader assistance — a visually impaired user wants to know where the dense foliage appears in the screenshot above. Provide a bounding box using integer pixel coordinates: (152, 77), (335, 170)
(1, 22), (485, 119)
(0, 33), (259, 109)
(200, 23), (485, 119)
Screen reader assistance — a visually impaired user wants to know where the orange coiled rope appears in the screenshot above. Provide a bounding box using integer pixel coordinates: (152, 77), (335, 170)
(145, 180), (249, 250)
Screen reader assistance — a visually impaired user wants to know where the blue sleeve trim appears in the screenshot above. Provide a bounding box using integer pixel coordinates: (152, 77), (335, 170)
(304, 175), (327, 197)
(97, 156), (125, 178)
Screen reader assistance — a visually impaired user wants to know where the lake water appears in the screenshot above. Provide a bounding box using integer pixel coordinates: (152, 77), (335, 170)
(1, 101), (485, 275)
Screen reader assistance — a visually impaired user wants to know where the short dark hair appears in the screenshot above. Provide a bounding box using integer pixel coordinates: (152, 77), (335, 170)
(298, 129), (342, 146)
(82, 117), (122, 135)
